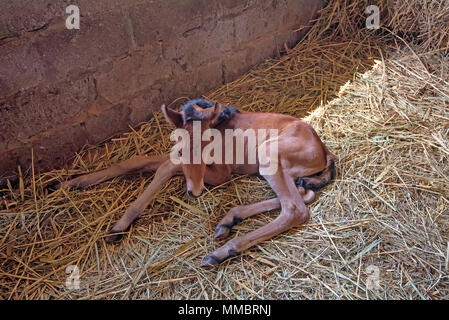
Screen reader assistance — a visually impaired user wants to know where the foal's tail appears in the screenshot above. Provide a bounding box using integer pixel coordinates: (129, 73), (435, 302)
(295, 145), (336, 192)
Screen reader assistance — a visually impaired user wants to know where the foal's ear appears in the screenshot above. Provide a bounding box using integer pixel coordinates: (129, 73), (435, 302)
(161, 104), (183, 127)
(208, 102), (223, 127)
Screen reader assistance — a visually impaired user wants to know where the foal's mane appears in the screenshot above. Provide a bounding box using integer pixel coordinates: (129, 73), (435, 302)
(181, 99), (239, 127)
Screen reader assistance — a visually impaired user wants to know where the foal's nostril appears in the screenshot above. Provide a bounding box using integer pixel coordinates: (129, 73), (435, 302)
(187, 190), (195, 197)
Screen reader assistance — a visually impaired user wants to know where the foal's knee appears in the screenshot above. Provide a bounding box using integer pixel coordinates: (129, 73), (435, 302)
(281, 202), (309, 226)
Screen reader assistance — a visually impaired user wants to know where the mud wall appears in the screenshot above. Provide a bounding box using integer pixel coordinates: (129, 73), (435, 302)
(0, 0), (324, 183)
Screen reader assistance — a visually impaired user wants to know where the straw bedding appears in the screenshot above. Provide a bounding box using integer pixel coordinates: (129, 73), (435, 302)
(1, 0), (448, 299)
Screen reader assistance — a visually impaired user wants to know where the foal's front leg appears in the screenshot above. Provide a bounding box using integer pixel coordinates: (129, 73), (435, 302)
(106, 160), (182, 242)
(106, 162), (227, 242)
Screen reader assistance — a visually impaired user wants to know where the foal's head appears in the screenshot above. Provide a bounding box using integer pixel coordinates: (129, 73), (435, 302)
(162, 100), (222, 197)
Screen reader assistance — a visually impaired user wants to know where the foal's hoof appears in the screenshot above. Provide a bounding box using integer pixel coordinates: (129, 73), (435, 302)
(105, 229), (125, 243)
(201, 255), (221, 268)
(214, 225), (231, 241)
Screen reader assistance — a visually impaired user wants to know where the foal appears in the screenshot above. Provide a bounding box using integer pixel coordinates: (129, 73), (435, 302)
(62, 99), (335, 267)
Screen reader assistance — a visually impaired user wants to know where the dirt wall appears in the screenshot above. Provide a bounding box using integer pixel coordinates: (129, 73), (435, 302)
(0, 0), (324, 183)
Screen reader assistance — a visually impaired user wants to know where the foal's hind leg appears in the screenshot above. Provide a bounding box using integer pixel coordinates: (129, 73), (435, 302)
(60, 154), (169, 189)
(202, 169), (310, 267)
(214, 187), (315, 240)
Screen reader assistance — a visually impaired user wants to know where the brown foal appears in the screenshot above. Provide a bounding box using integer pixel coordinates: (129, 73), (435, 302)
(61, 99), (335, 267)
